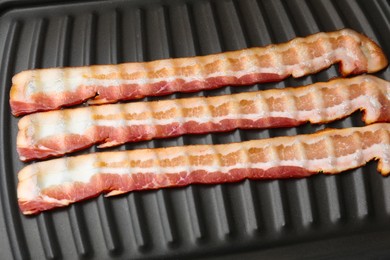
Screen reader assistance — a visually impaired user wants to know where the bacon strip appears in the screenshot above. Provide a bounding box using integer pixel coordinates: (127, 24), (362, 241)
(10, 29), (388, 116)
(18, 123), (390, 215)
(16, 75), (390, 161)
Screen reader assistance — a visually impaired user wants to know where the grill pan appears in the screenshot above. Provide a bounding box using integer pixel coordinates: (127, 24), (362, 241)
(1, 0), (390, 259)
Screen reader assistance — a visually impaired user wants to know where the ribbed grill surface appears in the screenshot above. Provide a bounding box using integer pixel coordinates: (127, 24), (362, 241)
(0, 0), (390, 259)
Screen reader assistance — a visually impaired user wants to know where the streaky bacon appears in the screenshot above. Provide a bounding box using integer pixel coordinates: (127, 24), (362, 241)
(16, 75), (390, 161)
(18, 123), (390, 215)
(10, 29), (388, 116)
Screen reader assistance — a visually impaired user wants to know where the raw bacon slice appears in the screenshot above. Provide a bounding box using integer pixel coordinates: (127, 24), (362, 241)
(17, 75), (390, 161)
(18, 123), (390, 215)
(10, 29), (388, 116)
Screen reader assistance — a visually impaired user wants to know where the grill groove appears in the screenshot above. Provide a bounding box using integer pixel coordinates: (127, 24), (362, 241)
(37, 214), (61, 259)
(323, 176), (343, 223)
(110, 9), (122, 64)
(97, 197), (121, 254)
(27, 17), (62, 260)
(56, 16), (72, 67)
(83, 13), (96, 65)
(0, 20), (28, 260)
(267, 181), (288, 231)
(69, 206), (91, 258)
(240, 181), (261, 234)
(127, 193), (149, 250)
(92, 10), (122, 254)
(185, 186), (205, 241)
